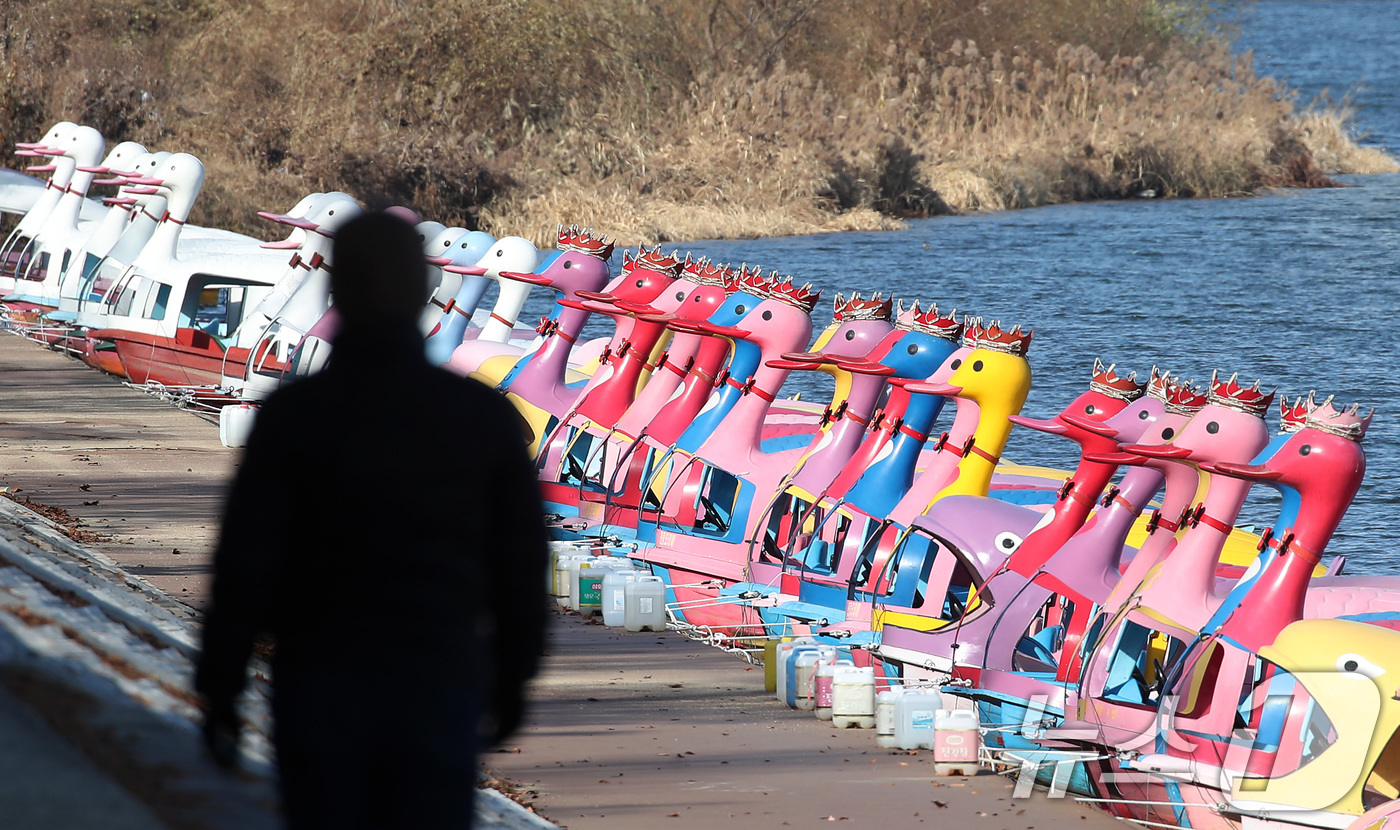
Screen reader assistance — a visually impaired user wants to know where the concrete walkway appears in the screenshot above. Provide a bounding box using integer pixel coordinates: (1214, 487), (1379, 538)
(0, 333), (233, 609)
(486, 614), (1119, 830)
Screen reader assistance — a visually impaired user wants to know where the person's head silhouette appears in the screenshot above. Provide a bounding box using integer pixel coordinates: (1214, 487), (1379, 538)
(330, 211), (428, 329)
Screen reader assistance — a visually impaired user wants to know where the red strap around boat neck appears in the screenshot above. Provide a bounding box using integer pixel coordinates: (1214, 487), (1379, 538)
(1108, 493), (1136, 512)
(451, 302), (473, 317)
(308, 252), (325, 270)
(844, 409), (871, 428)
(1285, 536), (1317, 566)
(1146, 509), (1180, 534)
(432, 298), (454, 314)
(898, 423), (928, 443)
(969, 443), (999, 465)
(661, 357), (688, 377)
(159, 211), (185, 225)
(726, 375), (776, 403)
(643, 350), (666, 372)
(1066, 483), (1099, 509)
(142, 208), (161, 221)
(553, 327), (577, 344)
(692, 366), (716, 384)
(490, 312), (515, 328)
(1182, 503), (1233, 535)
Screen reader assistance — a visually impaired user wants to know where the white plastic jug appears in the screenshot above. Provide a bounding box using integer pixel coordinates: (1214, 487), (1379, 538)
(934, 708), (981, 775)
(554, 554), (590, 608)
(894, 687), (944, 750)
(875, 685), (905, 747)
(773, 637), (819, 704)
(792, 646), (836, 711)
(601, 568), (640, 627)
(816, 657), (852, 721)
(831, 665), (876, 729)
(624, 576), (667, 632)
(219, 403), (258, 448)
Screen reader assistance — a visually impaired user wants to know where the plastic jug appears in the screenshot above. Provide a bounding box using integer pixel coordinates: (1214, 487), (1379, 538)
(831, 665), (876, 729)
(601, 568), (640, 627)
(566, 557), (598, 610)
(576, 564), (606, 617)
(624, 576), (667, 632)
(554, 554), (590, 609)
(763, 638), (789, 693)
(894, 687), (944, 750)
(781, 642), (825, 708)
(816, 657), (852, 721)
(774, 637), (819, 704)
(219, 403), (258, 448)
(875, 685), (905, 746)
(934, 708), (981, 775)
(791, 646), (836, 710)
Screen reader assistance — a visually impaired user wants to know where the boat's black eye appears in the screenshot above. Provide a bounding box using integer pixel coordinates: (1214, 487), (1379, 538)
(1085, 405), (1097, 415)
(972, 360), (984, 372)
(563, 260), (573, 269)
(762, 310), (773, 321)
(1139, 410), (1149, 420)
(907, 344), (918, 355)
(1161, 427), (1174, 440)
(1344, 659), (1359, 672)
(676, 291), (685, 302)
(1300, 444), (1312, 456)
(734, 305), (746, 314)
(845, 330), (855, 341)
(1206, 421), (1219, 434)
(635, 279), (644, 288)
(496, 249), (503, 257)
(950, 359), (962, 370)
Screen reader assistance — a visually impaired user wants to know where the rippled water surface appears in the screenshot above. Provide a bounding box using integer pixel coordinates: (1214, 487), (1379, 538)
(528, 1), (1400, 570)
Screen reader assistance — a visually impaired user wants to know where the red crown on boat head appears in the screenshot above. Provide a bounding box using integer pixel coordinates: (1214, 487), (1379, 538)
(1305, 395), (1374, 442)
(960, 316), (984, 348)
(731, 263), (767, 296)
(972, 320), (1033, 356)
(832, 292), (893, 322)
(621, 245), (685, 277)
(682, 256), (734, 289)
(1089, 359), (1145, 401)
(894, 299), (963, 341)
(1279, 392), (1315, 434)
(556, 224), (615, 260)
(1146, 369), (1209, 416)
(762, 272), (821, 314)
(1145, 367), (1170, 402)
(1207, 371), (1276, 418)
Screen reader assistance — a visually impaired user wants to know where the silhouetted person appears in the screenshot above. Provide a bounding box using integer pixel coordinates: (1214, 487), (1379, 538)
(196, 211), (548, 829)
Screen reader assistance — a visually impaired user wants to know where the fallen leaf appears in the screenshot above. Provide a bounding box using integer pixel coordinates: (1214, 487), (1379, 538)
(668, 813), (679, 818)
(934, 801), (948, 808)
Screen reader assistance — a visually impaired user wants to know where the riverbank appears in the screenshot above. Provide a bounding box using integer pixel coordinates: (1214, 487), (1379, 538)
(3, 0), (1395, 246)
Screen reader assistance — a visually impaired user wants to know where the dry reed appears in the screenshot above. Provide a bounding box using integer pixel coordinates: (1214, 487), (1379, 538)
(1, 0), (1393, 245)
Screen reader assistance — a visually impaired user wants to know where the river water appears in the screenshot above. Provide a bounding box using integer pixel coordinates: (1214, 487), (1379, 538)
(663, 1), (1400, 574)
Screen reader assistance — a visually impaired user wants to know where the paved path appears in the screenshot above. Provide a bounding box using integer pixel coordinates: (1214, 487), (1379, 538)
(0, 333), (232, 608)
(486, 613), (1119, 830)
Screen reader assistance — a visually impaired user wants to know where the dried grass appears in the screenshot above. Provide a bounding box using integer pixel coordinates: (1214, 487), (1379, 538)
(1, 0), (1394, 244)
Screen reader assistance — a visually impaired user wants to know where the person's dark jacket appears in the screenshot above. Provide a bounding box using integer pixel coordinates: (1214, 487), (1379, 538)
(196, 321), (549, 744)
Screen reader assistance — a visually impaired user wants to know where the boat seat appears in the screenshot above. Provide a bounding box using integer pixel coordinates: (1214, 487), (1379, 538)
(772, 601), (846, 625)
